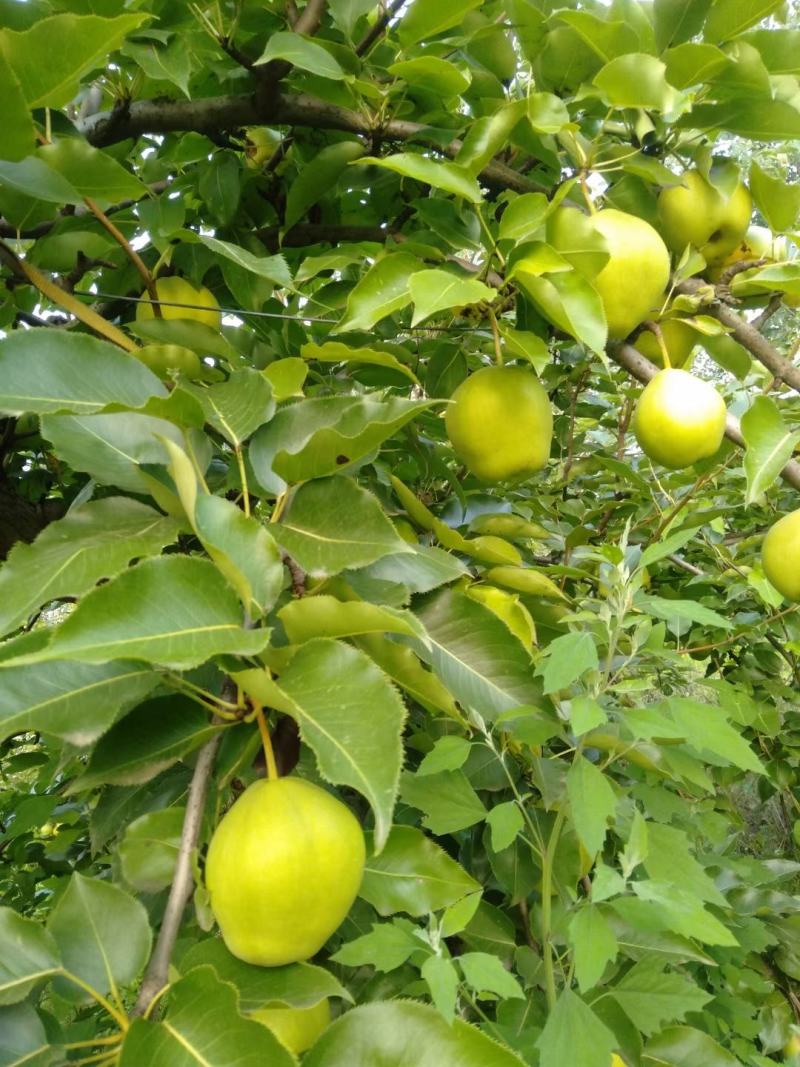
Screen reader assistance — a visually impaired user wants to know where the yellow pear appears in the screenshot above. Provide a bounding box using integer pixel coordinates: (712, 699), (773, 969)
(633, 368), (726, 469)
(635, 318), (698, 369)
(548, 207), (671, 339)
(445, 365), (553, 482)
(762, 509), (800, 601)
(245, 127), (282, 170)
(252, 999), (331, 1055)
(611, 1056), (627, 1067)
(657, 170), (752, 265)
(136, 276), (221, 331)
(134, 343), (204, 380)
(205, 777), (365, 967)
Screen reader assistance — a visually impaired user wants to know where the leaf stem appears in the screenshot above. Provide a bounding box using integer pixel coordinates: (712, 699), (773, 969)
(61, 971), (130, 1032)
(235, 445), (250, 517)
(488, 308), (504, 366)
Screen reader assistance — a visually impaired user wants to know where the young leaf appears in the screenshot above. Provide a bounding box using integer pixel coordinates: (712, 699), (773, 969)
(331, 921), (420, 971)
(610, 958), (712, 1035)
(568, 905), (618, 993)
(458, 952), (524, 1001)
(566, 756), (617, 857)
(539, 632), (599, 694)
(422, 956), (460, 1023)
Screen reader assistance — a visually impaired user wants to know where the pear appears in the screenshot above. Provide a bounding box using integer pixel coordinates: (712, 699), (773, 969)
(635, 318), (698, 368)
(657, 170), (752, 265)
(445, 365), (552, 482)
(136, 276), (221, 331)
(762, 509), (800, 601)
(205, 777), (365, 967)
(633, 368), (726, 469)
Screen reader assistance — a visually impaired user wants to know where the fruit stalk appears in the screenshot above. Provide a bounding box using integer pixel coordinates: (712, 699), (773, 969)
(254, 700), (279, 780)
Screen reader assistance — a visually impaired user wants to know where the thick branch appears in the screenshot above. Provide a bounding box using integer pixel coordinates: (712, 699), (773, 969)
(79, 91), (542, 193)
(133, 733), (222, 1016)
(609, 341), (800, 492)
(678, 278), (800, 394)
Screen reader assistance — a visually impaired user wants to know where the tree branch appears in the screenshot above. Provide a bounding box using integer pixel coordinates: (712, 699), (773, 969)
(678, 278), (800, 394)
(132, 733), (223, 1017)
(78, 92), (542, 193)
(609, 341), (800, 493)
(356, 0), (406, 56)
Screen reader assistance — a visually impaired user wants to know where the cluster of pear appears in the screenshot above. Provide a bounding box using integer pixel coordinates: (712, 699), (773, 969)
(445, 169), (800, 602)
(204, 776), (366, 1053)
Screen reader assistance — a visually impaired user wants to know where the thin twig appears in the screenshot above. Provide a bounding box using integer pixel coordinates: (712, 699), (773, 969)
(132, 732), (223, 1016)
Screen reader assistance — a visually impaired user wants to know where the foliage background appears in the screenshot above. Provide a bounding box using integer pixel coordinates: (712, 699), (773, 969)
(1, 0), (800, 1065)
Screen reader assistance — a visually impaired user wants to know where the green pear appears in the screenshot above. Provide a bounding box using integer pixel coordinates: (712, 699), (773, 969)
(657, 170), (752, 265)
(635, 318), (698, 368)
(633, 368), (726, 469)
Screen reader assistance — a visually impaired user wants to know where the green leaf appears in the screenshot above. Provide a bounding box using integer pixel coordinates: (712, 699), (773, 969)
(0, 13), (147, 107)
(410, 589), (541, 719)
(0, 498), (178, 639)
(611, 958), (712, 1036)
(255, 31), (346, 79)
(594, 54), (678, 110)
(566, 756), (617, 857)
(271, 476), (412, 577)
(409, 269), (495, 326)
(285, 141), (365, 231)
(666, 697), (764, 773)
(304, 1000), (527, 1067)
(263, 357), (308, 401)
(235, 638), (405, 850)
(628, 882), (738, 945)
(0, 56), (34, 162)
(353, 155), (483, 204)
(119, 808), (184, 893)
(749, 161), (800, 233)
(422, 956), (460, 1022)
(515, 269), (607, 355)
(457, 102), (527, 176)
(704, 0), (783, 43)
(193, 495), (283, 618)
(179, 939), (351, 1011)
(568, 905), (618, 993)
(401, 769), (486, 835)
(682, 98), (800, 139)
(123, 36), (192, 97)
(359, 825), (480, 916)
(338, 252), (421, 332)
(636, 595), (733, 631)
(486, 566), (565, 600)
(329, 0), (377, 36)
(279, 596), (425, 644)
(643, 825), (728, 907)
(0, 909), (60, 1006)
(353, 545), (469, 596)
(742, 28), (800, 73)
(301, 340), (419, 384)
(37, 140), (145, 208)
(643, 1025), (741, 1066)
(539, 632), (599, 694)
(356, 634), (461, 719)
(0, 1002), (54, 1067)
(536, 989), (616, 1067)
(741, 397), (800, 506)
(654, 0), (712, 50)
(195, 235), (292, 289)
(528, 92), (571, 133)
(0, 659), (158, 747)
(40, 411), (187, 495)
(486, 801), (524, 852)
(182, 369), (275, 447)
(0, 329), (165, 417)
(638, 527), (696, 569)
(663, 42), (730, 87)
(0, 157), (83, 206)
(70, 696), (221, 791)
(251, 395), (431, 490)
(459, 952), (524, 1000)
(1, 556), (268, 670)
(398, 0), (483, 45)
(47, 873), (151, 1003)
(498, 193), (550, 243)
(331, 920), (420, 971)
(119, 966), (295, 1067)
(389, 57), (470, 96)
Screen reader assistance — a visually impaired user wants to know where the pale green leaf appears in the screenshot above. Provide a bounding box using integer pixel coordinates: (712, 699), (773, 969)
(741, 395), (800, 506)
(302, 340), (418, 383)
(398, 0), (483, 45)
(539, 632), (599, 693)
(566, 755), (617, 857)
(255, 31), (346, 79)
(37, 140), (145, 208)
(459, 952), (524, 1000)
(611, 958), (712, 1036)
(352, 155), (482, 204)
(568, 905), (618, 993)
(338, 253), (421, 332)
(409, 269), (496, 326)
(0, 55), (35, 162)
(279, 596), (425, 644)
(401, 769), (486, 835)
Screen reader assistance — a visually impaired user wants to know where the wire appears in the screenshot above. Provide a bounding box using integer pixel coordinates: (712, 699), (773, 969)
(71, 290), (482, 333)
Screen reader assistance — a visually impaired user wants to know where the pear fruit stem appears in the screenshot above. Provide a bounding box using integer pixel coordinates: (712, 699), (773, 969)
(255, 701), (280, 780)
